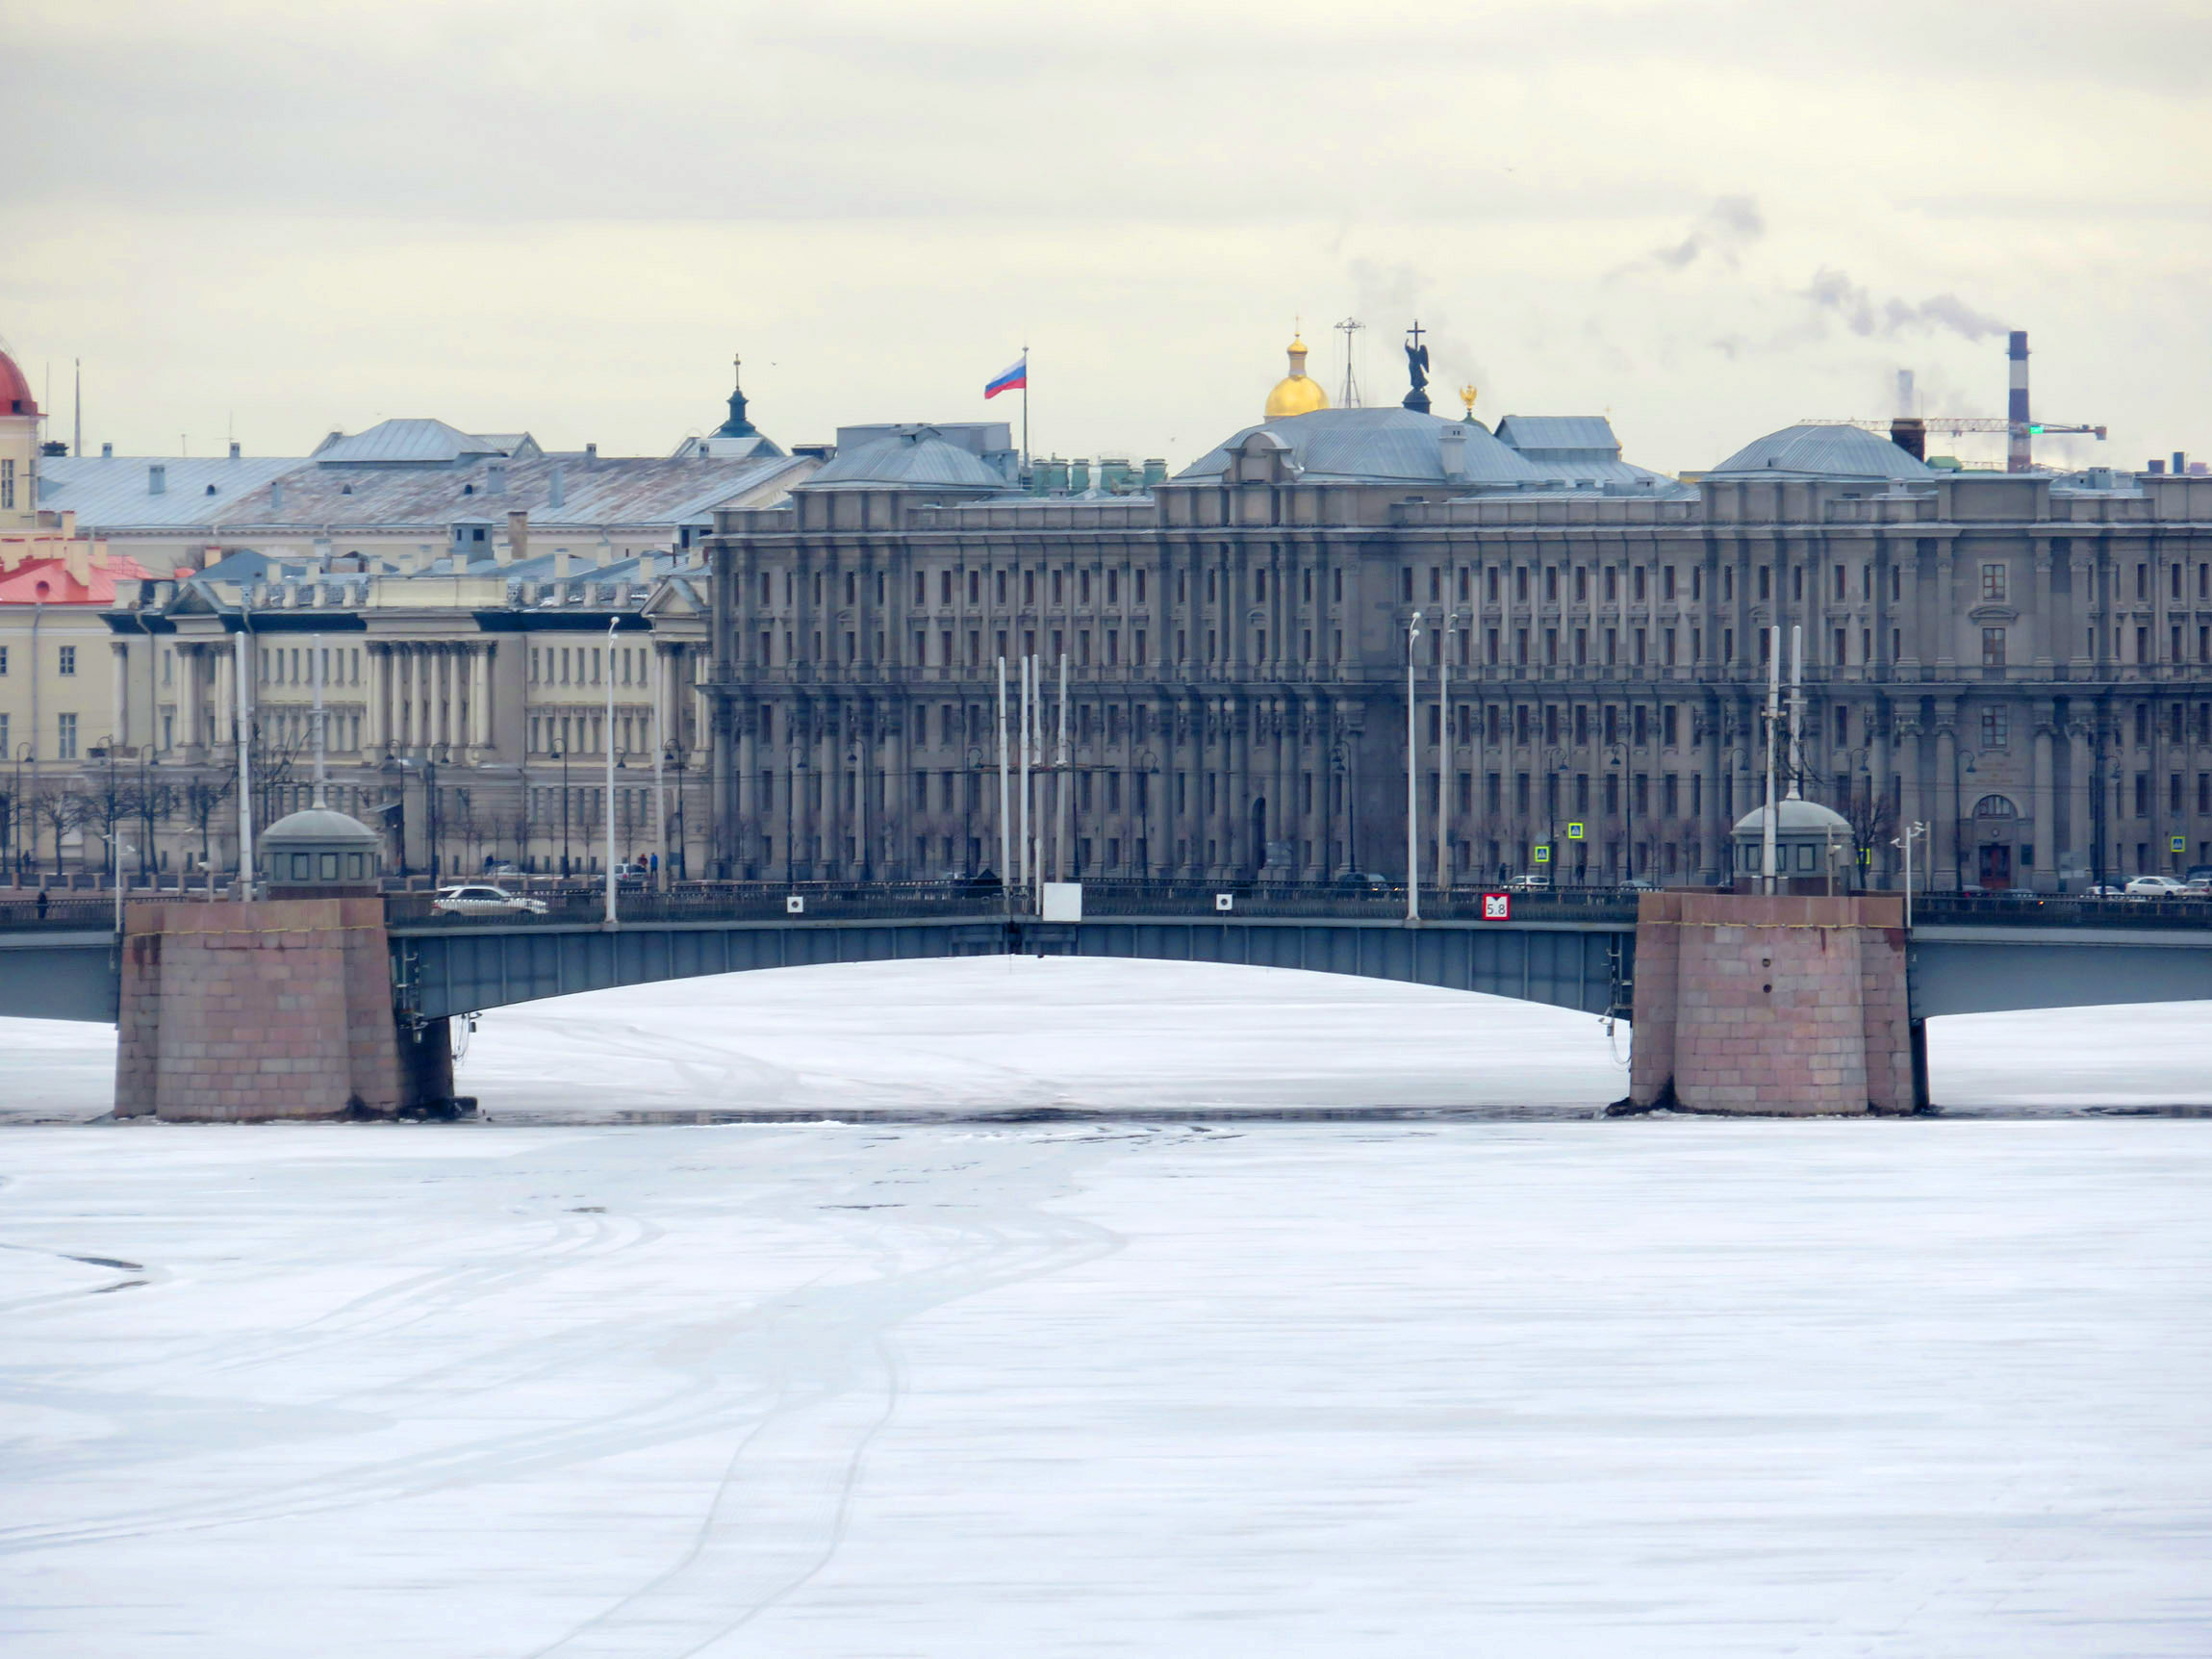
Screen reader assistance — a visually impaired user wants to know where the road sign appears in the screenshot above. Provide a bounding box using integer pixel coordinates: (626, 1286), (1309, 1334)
(1565, 822), (1585, 840)
(1482, 892), (1511, 921)
(1533, 844), (1551, 863)
(2173, 835), (2188, 854)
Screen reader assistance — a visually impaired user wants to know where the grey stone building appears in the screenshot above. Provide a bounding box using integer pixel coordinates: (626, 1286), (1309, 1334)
(703, 406), (2212, 893)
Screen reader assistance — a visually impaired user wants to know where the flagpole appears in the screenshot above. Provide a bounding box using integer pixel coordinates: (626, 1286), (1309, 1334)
(1021, 342), (1030, 472)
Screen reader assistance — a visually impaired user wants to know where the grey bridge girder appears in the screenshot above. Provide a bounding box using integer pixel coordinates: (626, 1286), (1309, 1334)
(1910, 927), (2212, 1019)
(0, 932), (119, 1023)
(390, 916), (1634, 1023)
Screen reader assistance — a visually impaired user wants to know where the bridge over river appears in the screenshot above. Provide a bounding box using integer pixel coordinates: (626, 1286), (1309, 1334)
(3, 882), (2208, 1119)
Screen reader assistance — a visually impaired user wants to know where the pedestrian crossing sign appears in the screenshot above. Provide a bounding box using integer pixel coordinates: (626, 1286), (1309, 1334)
(1534, 844), (1551, 863)
(1566, 822), (1585, 840)
(2173, 835), (2188, 854)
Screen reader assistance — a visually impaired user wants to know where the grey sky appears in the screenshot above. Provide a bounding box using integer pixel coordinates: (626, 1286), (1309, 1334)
(4, 0), (2206, 473)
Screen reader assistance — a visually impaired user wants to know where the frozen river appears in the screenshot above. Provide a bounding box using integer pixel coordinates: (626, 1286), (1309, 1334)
(3, 1117), (2209, 1656)
(2, 961), (2209, 1653)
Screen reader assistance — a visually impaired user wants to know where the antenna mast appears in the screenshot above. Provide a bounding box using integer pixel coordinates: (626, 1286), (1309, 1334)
(1335, 317), (1363, 408)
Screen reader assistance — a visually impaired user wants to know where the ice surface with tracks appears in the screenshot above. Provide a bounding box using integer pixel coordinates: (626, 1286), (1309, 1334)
(3, 1119), (2211, 1656)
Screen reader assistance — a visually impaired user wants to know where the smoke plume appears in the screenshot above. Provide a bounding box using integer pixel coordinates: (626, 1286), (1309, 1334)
(1805, 269), (2007, 342)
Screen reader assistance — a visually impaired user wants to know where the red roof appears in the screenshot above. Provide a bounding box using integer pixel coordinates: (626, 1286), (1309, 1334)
(0, 552), (154, 605)
(0, 347), (37, 419)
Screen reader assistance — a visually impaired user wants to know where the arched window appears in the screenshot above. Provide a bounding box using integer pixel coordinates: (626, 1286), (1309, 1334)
(1971, 794), (2019, 820)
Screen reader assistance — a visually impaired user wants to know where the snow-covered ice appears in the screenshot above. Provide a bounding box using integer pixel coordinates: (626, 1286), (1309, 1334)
(1, 957), (2207, 1122)
(2, 1119), (2209, 1656)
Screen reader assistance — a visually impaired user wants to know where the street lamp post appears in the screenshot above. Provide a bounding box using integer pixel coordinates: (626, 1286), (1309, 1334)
(602, 618), (619, 927)
(1405, 609), (1422, 922)
(785, 744), (804, 885)
(554, 746), (570, 878)
(1134, 747), (1158, 880)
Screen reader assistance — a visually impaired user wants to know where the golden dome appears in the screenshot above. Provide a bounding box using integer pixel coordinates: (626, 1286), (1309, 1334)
(1264, 334), (1330, 420)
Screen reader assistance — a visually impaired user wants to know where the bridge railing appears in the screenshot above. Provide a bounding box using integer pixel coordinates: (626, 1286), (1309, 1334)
(382, 879), (1643, 931)
(0, 894), (117, 931)
(1911, 892), (2212, 930)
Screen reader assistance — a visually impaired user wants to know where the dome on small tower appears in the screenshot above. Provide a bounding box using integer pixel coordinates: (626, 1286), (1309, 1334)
(1263, 335), (1330, 421)
(260, 807), (384, 895)
(1729, 795), (1856, 891)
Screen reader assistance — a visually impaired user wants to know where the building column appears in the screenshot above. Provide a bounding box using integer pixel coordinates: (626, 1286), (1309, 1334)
(366, 646), (389, 753)
(214, 648), (236, 747)
(110, 642), (131, 753)
(1933, 711), (1960, 890)
(736, 694), (758, 877)
(469, 644), (492, 756)
(2067, 720), (2094, 886)
(2032, 709), (2056, 892)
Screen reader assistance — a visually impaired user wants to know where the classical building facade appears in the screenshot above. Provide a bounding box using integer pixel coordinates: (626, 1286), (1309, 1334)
(703, 401), (2212, 893)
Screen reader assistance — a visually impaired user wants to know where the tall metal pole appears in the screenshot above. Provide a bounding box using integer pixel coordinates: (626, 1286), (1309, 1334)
(1019, 654), (1032, 901)
(311, 632), (326, 808)
(233, 626), (253, 901)
(1435, 613), (1454, 894)
(1762, 624), (1781, 893)
(1787, 624), (1805, 801)
(996, 657), (1011, 904)
(1406, 610), (1422, 922)
(652, 647), (668, 892)
(602, 618), (618, 927)
(1055, 652), (1070, 881)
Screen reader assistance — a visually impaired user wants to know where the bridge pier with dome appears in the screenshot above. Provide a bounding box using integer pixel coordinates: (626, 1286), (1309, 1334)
(114, 806), (464, 1121)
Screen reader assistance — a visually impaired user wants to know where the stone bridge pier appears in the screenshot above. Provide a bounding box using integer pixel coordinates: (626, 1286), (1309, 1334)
(115, 897), (456, 1123)
(1623, 892), (1923, 1116)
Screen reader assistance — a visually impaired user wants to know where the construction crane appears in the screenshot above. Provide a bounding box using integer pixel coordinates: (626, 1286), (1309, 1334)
(1809, 416), (2109, 440)
(1808, 331), (2105, 472)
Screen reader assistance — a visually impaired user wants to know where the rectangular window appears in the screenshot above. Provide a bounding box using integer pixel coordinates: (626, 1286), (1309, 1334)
(1633, 567), (1646, 603)
(0, 459), (13, 509)
(1979, 563), (2008, 602)
(1662, 566), (1675, 602)
(1663, 627), (1676, 667)
(1835, 627), (1848, 664)
(57, 712), (77, 759)
(57, 645), (76, 676)
(0, 646), (8, 675)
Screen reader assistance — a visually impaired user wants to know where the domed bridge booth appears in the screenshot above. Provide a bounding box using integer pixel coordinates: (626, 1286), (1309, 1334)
(260, 807), (384, 897)
(116, 806), (463, 1120)
(1729, 797), (1860, 895)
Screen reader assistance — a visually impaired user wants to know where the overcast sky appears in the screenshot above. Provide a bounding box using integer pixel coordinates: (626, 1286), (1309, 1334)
(4, 0), (2207, 475)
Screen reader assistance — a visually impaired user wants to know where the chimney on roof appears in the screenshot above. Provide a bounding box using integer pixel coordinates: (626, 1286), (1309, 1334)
(552, 547), (572, 579)
(228, 440), (242, 460)
(506, 510), (529, 566)
(100, 442), (113, 459)
(148, 463), (166, 496)
(2174, 451), (2188, 475)
(547, 464), (565, 510)
(2148, 458), (2167, 475)
(487, 461), (507, 496)
(269, 479), (284, 516)
(1889, 417), (1926, 463)
(584, 442), (597, 469)
(1438, 423), (1465, 477)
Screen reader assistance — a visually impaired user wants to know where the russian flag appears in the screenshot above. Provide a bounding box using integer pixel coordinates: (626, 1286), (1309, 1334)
(983, 355), (1028, 399)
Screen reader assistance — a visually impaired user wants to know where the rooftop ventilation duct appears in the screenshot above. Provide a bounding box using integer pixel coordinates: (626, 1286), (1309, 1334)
(148, 464), (166, 496)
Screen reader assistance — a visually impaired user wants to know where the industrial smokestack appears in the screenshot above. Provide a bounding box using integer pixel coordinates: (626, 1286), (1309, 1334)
(1889, 417), (1926, 463)
(2007, 330), (2031, 473)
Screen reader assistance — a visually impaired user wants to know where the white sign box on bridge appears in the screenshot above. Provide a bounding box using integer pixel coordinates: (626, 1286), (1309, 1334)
(1040, 881), (1083, 922)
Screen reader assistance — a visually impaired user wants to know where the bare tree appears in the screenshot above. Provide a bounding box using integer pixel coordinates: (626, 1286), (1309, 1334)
(180, 772), (236, 876)
(26, 781), (89, 881)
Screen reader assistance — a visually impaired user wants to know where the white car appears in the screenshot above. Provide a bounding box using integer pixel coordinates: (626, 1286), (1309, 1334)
(431, 884), (548, 917)
(2123, 876), (2189, 900)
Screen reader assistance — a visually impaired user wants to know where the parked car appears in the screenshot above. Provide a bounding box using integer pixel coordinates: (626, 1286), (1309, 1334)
(613, 862), (651, 887)
(1505, 873), (1554, 892)
(2082, 882), (2130, 899)
(2123, 875), (2190, 900)
(1617, 878), (1659, 893)
(431, 884), (548, 917)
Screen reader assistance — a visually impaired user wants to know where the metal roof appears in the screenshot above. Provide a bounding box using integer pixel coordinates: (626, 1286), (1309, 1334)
(1494, 415), (1621, 458)
(1708, 422), (1934, 482)
(40, 455), (306, 528)
(803, 429), (1015, 491)
(1176, 408), (1545, 486)
(48, 450), (813, 541)
(311, 419), (523, 466)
